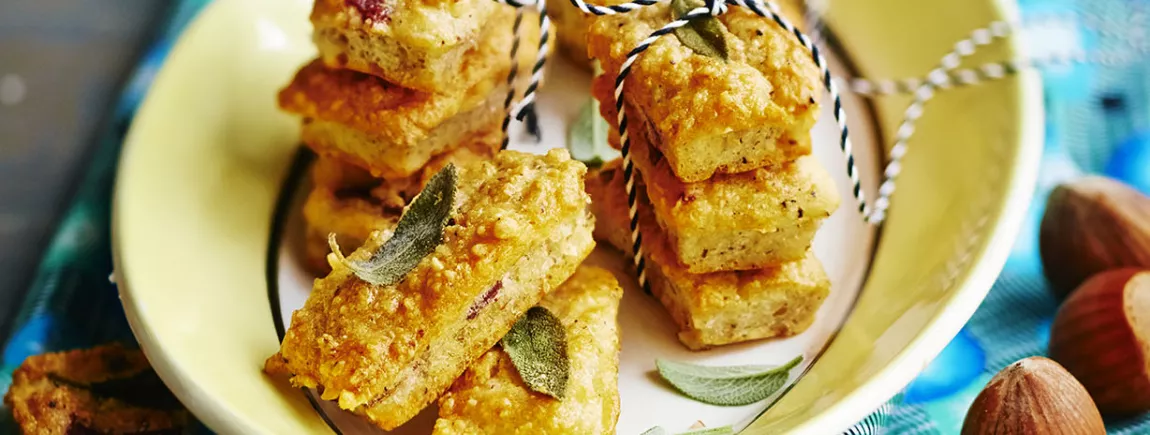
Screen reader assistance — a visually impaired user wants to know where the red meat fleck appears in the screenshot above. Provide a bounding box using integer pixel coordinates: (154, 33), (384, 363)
(345, 0), (390, 22)
(467, 280), (503, 320)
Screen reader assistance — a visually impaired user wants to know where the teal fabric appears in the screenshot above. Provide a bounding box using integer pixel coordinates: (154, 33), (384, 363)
(850, 0), (1150, 433)
(4, 0), (1150, 434)
(0, 1), (213, 433)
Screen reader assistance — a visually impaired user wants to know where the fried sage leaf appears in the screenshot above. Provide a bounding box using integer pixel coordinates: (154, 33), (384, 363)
(329, 163), (457, 286)
(670, 0), (729, 60)
(567, 98), (619, 168)
(501, 306), (570, 399)
(656, 355), (803, 406)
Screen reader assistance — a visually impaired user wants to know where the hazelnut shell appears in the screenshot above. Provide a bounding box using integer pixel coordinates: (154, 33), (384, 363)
(1050, 268), (1150, 416)
(962, 356), (1104, 435)
(1039, 176), (1150, 299)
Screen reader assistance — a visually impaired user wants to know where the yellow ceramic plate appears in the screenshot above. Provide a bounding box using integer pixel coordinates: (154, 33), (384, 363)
(113, 0), (1041, 433)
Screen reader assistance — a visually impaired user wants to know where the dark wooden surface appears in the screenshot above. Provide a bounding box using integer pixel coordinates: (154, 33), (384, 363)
(0, 1), (169, 332)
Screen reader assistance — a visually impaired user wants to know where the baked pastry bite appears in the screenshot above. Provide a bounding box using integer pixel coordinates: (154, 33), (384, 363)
(586, 161), (830, 350)
(553, 0), (809, 69)
(628, 129), (839, 273)
(434, 265), (622, 435)
(266, 149), (595, 430)
(303, 134), (501, 274)
(4, 343), (189, 434)
(281, 60), (504, 180)
(589, 5), (821, 182)
(280, 8), (535, 179)
(311, 0), (507, 92)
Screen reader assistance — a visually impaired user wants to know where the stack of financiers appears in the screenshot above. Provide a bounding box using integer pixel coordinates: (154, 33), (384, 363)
(275, 0), (542, 274)
(584, 3), (842, 350)
(266, 1), (627, 433)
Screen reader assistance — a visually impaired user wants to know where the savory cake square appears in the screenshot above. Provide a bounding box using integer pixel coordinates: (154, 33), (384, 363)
(588, 5), (821, 182)
(280, 8), (534, 179)
(433, 265), (623, 435)
(550, 0), (809, 69)
(629, 130), (840, 273)
(311, 0), (508, 92)
(586, 162), (830, 350)
(303, 136), (500, 274)
(4, 344), (189, 434)
(265, 149), (596, 430)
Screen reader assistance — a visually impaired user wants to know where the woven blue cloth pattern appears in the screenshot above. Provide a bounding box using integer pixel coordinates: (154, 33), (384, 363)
(0, 1), (212, 433)
(845, 0), (1150, 433)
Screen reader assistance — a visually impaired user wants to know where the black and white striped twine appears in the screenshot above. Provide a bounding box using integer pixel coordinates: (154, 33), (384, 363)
(494, 0), (553, 145)
(499, 10), (525, 150)
(574, 0), (865, 290)
(867, 20), (1013, 222)
(499, 0), (1091, 288)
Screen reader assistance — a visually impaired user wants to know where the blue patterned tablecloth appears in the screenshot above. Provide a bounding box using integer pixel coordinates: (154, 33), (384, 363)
(3, 0), (1150, 434)
(864, 1), (1150, 433)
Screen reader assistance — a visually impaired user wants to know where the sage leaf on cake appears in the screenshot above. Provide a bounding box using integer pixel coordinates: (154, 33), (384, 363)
(656, 355), (803, 406)
(670, 0), (729, 60)
(501, 306), (570, 398)
(567, 98), (619, 168)
(329, 163), (457, 286)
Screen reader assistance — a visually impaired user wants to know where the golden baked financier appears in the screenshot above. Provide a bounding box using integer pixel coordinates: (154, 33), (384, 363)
(586, 161), (830, 350)
(311, 0), (508, 92)
(589, 4), (821, 182)
(434, 265), (623, 435)
(265, 150), (595, 430)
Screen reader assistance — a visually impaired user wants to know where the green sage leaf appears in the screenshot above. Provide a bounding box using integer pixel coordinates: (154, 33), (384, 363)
(656, 355), (803, 406)
(567, 98), (619, 168)
(679, 427), (735, 435)
(642, 426), (734, 435)
(329, 163), (457, 286)
(501, 306), (570, 399)
(670, 0), (729, 60)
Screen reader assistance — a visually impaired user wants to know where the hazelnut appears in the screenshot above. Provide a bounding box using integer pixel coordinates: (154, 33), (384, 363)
(1039, 176), (1150, 299)
(962, 356), (1104, 435)
(1049, 268), (1150, 416)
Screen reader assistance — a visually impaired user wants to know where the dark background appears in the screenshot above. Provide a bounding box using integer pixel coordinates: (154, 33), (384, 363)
(0, 1), (170, 334)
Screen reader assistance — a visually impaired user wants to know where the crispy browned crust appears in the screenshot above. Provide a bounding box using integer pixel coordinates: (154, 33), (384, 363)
(311, 0), (507, 92)
(302, 136), (502, 275)
(588, 6), (820, 182)
(552, 0), (808, 69)
(280, 10), (537, 179)
(281, 7), (516, 135)
(266, 150), (595, 429)
(628, 126), (839, 272)
(586, 161), (829, 349)
(433, 265), (622, 435)
(3, 344), (188, 434)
